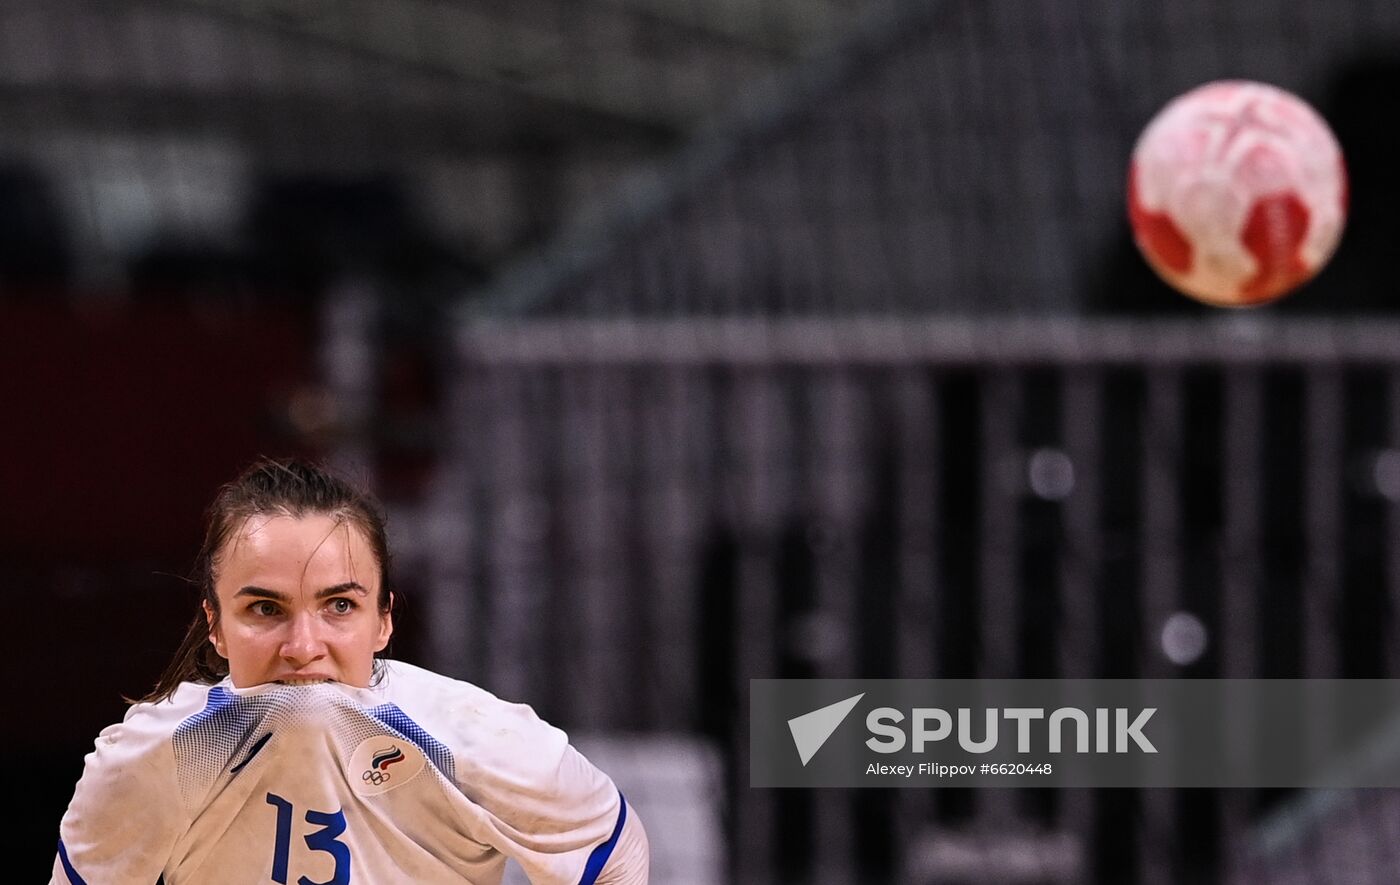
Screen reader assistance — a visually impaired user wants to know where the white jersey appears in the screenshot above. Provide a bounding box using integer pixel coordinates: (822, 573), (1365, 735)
(52, 660), (644, 884)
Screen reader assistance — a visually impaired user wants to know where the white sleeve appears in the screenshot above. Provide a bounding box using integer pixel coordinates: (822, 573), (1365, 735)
(590, 798), (649, 885)
(50, 704), (188, 885)
(448, 697), (648, 884)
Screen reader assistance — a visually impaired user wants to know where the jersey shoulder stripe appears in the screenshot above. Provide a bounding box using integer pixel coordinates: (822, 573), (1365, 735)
(578, 793), (627, 885)
(367, 702), (455, 781)
(172, 685), (276, 804)
(56, 838), (87, 885)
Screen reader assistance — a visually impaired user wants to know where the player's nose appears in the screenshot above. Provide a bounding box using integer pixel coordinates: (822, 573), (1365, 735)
(279, 613), (328, 665)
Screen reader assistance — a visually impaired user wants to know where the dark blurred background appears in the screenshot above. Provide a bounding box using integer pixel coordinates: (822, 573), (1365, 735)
(10, 1), (1400, 882)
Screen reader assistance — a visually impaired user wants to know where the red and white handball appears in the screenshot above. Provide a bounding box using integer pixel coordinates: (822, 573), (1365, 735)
(1127, 80), (1347, 307)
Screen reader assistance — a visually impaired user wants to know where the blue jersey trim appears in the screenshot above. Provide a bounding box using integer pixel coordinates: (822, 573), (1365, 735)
(578, 792), (628, 885)
(187, 685), (237, 725)
(367, 703), (456, 781)
(57, 838), (88, 885)
(172, 685), (272, 797)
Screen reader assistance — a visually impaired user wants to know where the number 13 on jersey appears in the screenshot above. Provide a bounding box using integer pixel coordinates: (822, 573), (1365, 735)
(265, 792), (351, 885)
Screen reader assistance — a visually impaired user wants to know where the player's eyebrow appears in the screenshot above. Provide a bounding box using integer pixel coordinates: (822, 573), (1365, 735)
(316, 582), (369, 598)
(235, 582), (369, 600)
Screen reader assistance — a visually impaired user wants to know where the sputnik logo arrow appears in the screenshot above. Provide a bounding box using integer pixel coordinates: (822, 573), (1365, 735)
(787, 693), (865, 766)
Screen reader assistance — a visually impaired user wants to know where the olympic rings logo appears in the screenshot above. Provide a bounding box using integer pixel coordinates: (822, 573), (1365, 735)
(362, 769), (391, 786)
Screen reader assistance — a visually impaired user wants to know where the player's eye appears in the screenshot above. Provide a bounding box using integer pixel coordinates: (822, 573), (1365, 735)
(252, 601), (280, 617)
(329, 598), (356, 615)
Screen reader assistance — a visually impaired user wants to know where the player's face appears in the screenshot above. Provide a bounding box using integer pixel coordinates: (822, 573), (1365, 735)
(205, 513), (393, 688)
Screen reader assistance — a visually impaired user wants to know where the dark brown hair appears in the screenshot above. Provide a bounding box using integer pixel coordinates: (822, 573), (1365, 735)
(138, 457), (394, 704)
